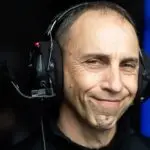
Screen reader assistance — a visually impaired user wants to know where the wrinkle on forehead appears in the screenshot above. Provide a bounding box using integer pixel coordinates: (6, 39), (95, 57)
(65, 10), (139, 57)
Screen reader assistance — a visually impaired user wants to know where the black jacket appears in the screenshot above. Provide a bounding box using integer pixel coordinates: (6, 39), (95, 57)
(6, 111), (150, 150)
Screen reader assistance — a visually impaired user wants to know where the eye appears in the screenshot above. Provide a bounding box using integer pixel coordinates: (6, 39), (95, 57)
(86, 59), (100, 64)
(123, 63), (136, 68)
(120, 62), (137, 72)
(84, 58), (107, 70)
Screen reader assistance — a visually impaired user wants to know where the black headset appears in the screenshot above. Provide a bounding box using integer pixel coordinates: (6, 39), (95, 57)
(9, 1), (150, 104)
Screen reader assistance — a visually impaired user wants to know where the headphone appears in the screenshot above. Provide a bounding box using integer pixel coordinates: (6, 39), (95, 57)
(8, 1), (150, 104)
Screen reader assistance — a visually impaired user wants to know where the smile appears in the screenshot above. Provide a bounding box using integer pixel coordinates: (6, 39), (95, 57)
(92, 98), (122, 107)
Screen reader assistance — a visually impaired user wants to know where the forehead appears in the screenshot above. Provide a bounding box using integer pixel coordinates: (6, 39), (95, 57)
(66, 10), (139, 58)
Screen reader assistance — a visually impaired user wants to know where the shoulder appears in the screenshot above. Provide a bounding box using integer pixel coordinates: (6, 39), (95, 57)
(126, 133), (150, 150)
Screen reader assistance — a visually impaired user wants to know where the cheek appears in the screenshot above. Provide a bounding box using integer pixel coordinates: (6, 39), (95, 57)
(122, 74), (138, 97)
(64, 65), (101, 93)
(63, 63), (102, 105)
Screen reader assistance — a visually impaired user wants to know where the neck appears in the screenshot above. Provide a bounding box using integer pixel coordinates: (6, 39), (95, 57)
(58, 102), (116, 149)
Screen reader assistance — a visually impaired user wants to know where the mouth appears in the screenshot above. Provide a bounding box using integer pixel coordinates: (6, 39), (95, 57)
(92, 96), (122, 102)
(92, 97), (122, 107)
(97, 99), (121, 102)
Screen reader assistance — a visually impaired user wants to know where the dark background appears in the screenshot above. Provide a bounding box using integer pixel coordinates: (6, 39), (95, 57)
(0, 0), (144, 44)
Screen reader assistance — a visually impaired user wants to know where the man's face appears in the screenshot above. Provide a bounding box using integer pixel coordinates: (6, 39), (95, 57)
(63, 11), (140, 130)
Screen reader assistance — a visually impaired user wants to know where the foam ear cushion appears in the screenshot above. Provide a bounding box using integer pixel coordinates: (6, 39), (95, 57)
(38, 40), (64, 97)
(51, 40), (63, 97)
(134, 55), (143, 104)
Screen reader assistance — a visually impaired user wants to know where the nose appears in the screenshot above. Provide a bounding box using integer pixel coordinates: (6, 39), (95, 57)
(101, 67), (123, 93)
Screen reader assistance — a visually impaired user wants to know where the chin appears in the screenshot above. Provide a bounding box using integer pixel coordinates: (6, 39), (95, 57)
(89, 115), (118, 130)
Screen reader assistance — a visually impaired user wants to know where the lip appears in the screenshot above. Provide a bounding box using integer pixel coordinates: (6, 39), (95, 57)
(92, 96), (122, 102)
(92, 97), (122, 107)
(96, 99), (121, 102)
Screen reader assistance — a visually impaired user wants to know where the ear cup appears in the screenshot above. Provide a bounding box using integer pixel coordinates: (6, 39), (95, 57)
(51, 40), (63, 100)
(27, 41), (64, 100)
(134, 57), (143, 104)
(133, 52), (150, 104)
(138, 53), (150, 102)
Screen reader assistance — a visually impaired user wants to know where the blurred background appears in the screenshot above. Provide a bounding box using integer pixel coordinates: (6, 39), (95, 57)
(0, 0), (150, 147)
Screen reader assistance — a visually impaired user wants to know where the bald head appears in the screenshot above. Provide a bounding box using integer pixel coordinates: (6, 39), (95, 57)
(54, 1), (138, 50)
(67, 10), (139, 52)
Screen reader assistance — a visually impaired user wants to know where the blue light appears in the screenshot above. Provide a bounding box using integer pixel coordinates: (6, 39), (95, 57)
(141, 0), (150, 137)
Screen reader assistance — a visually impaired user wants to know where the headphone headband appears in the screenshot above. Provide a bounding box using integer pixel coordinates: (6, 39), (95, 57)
(47, 2), (90, 35)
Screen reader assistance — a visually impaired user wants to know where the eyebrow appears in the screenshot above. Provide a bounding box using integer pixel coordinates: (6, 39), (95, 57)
(81, 53), (139, 63)
(121, 57), (139, 64)
(81, 53), (111, 60)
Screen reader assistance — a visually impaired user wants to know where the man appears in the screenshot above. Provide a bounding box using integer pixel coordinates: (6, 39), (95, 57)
(12, 1), (150, 150)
